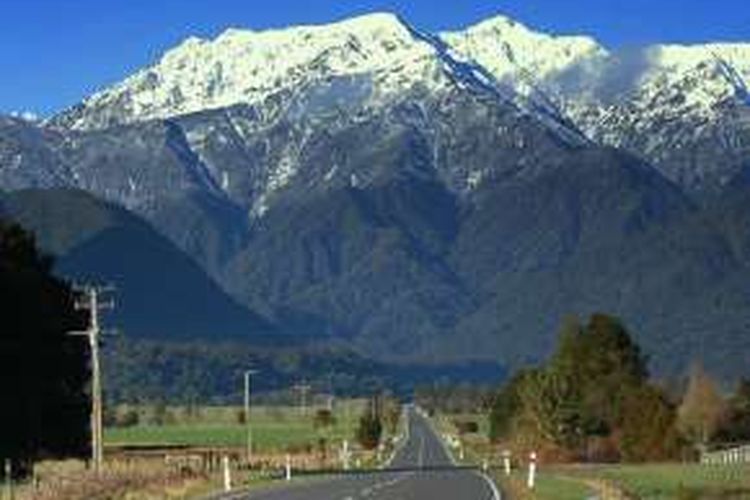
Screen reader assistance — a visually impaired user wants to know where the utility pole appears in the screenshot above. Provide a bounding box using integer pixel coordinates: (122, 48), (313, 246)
(243, 369), (259, 463)
(326, 372), (334, 412)
(293, 380), (311, 416)
(68, 285), (115, 475)
(4, 459), (12, 500)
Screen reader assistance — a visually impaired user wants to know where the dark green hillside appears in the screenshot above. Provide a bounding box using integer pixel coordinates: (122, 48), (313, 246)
(0, 189), (275, 340)
(227, 178), (475, 360)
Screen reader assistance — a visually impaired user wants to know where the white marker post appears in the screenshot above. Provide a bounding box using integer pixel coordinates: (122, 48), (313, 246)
(285, 454), (292, 481)
(502, 450), (511, 476)
(222, 456), (232, 492)
(342, 440), (350, 471)
(527, 451), (537, 489)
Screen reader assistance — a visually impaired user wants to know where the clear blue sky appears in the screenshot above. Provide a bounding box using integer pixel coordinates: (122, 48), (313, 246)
(2, 0), (748, 117)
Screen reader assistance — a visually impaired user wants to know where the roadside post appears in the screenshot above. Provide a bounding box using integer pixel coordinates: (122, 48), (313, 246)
(342, 440), (350, 470)
(222, 456), (232, 492)
(502, 450), (511, 476)
(527, 451), (537, 489)
(285, 454), (292, 481)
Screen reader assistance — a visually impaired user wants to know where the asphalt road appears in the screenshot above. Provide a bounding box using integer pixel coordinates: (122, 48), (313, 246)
(227, 407), (500, 499)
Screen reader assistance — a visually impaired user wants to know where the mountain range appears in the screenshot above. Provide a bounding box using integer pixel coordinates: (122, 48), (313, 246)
(1, 13), (749, 379)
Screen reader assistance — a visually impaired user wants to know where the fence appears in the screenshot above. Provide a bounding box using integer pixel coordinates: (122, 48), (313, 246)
(701, 444), (750, 465)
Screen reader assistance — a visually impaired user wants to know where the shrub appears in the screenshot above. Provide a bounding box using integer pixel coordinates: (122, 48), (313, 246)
(357, 413), (382, 450)
(313, 409), (336, 429)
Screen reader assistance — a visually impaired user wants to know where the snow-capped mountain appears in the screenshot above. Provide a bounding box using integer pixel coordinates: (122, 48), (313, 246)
(39, 13), (603, 222)
(50, 13), (593, 134)
(442, 15), (607, 96)
(443, 21), (750, 194)
(51, 14), (445, 130)
(3, 12), (750, 378)
(47, 12), (750, 196)
(565, 44), (750, 194)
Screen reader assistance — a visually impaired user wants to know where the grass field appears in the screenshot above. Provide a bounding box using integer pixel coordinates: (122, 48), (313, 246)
(496, 462), (750, 499)
(576, 463), (750, 499)
(105, 401), (366, 452)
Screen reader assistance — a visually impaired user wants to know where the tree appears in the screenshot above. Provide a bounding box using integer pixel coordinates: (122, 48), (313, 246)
(356, 400), (383, 450)
(489, 371), (528, 442)
(118, 407), (140, 428)
(492, 313), (673, 461)
(382, 397), (402, 435)
(150, 400), (172, 426)
(677, 364), (726, 450)
(0, 219), (89, 476)
(550, 314), (648, 438)
(515, 368), (581, 448)
(715, 379), (750, 443)
(314, 409), (336, 429)
(619, 385), (679, 462)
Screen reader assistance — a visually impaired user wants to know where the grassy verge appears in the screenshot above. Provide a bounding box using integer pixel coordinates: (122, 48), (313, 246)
(496, 463), (750, 499)
(494, 470), (594, 500)
(14, 459), (218, 500)
(568, 463), (750, 499)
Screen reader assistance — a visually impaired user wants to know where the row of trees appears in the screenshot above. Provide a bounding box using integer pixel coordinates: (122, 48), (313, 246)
(489, 314), (750, 462)
(414, 383), (495, 415)
(0, 219), (90, 476)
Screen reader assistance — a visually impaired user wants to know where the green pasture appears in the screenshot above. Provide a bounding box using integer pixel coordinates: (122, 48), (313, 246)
(105, 401), (365, 452)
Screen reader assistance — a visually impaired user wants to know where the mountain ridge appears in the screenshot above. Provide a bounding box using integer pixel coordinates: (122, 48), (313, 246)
(2, 12), (750, 380)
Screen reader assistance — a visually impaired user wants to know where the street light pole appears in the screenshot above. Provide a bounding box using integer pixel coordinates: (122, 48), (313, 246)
(244, 369), (259, 463)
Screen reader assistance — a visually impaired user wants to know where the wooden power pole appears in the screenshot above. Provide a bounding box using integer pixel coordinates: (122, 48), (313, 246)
(69, 285), (115, 474)
(243, 368), (259, 463)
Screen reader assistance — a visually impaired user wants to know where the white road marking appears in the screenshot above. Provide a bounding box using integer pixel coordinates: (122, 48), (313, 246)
(476, 471), (502, 500)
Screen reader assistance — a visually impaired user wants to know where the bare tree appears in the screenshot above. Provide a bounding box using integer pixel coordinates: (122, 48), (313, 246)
(677, 363), (726, 451)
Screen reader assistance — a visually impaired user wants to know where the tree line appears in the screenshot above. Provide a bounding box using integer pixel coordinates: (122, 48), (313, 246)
(489, 314), (750, 462)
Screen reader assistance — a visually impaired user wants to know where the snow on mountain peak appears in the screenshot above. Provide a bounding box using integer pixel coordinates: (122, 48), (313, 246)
(49, 10), (750, 144)
(442, 15), (607, 86)
(55, 12), (452, 129)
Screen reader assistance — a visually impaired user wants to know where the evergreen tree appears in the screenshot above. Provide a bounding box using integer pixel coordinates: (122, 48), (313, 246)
(619, 385), (679, 462)
(488, 371), (527, 442)
(491, 313), (675, 461)
(0, 219), (89, 476)
(549, 314), (648, 438)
